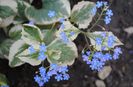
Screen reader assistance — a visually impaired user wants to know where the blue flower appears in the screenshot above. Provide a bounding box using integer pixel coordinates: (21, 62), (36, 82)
(39, 67), (46, 76)
(113, 53), (119, 60)
(70, 31), (75, 36)
(103, 2), (108, 6)
(104, 16), (111, 24)
(28, 21), (34, 25)
(59, 18), (65, 23)
(96, 1), (103, 8)
(90, 58), (105, 71)
(59, 18), (65, 29)
(35, 64), (70, 87)
(60, 32), (69, 43)
(55, 74), (63, 81)
(82, 51), (91, 64)
(91, 6), (97, 15)
(82, 54), (88, 61)
(113, 47), (122, 60)
(47, 70), (57, 77)
(40, 43), (47, 52)
(34, 75), (44, 87)
(95, 37), (102, 45)
(60, 24), (65, 29)
(58, 66), (68, 73)
(93, 52), (103, 58)
(28, 45), (36, 54)
(48, 10), (55, 18)
(107, 35), (115, 47)
(114, 47), (122, 54)
(63, 73), (70, 80)
(101, 32), (106, 38)
(38, 51), (47, 61)
(102, 53), (112, 61)
(106, 9), (113, 17)
(50, 64), (58, 70)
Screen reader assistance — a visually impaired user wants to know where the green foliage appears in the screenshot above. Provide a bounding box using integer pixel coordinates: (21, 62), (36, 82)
(47, 38), (78, 66)
(0, 6), (15, 18)
(0, 0), (123, 69)
(21, 24), (43, 45)
(25, 0), (71, 25)
(70, 1), (96, 28)
(0, 73), (9, 86)
(0, 39), (14, 59)
(9, 24), (23, 40)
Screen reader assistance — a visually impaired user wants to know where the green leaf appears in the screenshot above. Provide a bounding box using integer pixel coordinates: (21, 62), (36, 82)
(42, 29), (57, 45)
(0, 0), (17, 13)
(16, 0), (30, 20)
(70, 1), (96, 28)
(9, 24), (23, 40)
(17, 47), (41, 66)
(0, 6), (15, 18)
(87, 31), (123, 51)
(47, 38), (78, 66)
(0, 0), (17, 27)
(0, 73), (9, 86)
(25, 0), (71, 25)
(56, 21), (80, 41)
(21, 24), (43, 45)
(0, 39), (14, 59)
(8, 40), (28, 67)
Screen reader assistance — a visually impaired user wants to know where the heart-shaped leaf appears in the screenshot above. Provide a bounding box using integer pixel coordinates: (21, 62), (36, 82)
(70, 1), (96, 28)
(25, 0), (71, 25)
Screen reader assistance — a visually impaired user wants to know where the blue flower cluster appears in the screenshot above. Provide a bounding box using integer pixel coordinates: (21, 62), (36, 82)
(28, 43), (47, 61)
(0, 85), (9, 87)
(104, 9), (113, 24)
(34, 64), (69, 87)
(113, 47), (122, 60)
(82, 47), (122, 71)
(48, 10), (56, 18)
(96, 1), (113, 24)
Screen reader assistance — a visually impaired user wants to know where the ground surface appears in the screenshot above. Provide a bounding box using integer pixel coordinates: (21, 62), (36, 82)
(0, 0), (133, 87)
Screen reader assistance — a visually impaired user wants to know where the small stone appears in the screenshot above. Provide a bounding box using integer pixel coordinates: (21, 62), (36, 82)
(98, 66), (112, 80)
(124, 27), (133, 37)
(95, 80), (106, 87)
